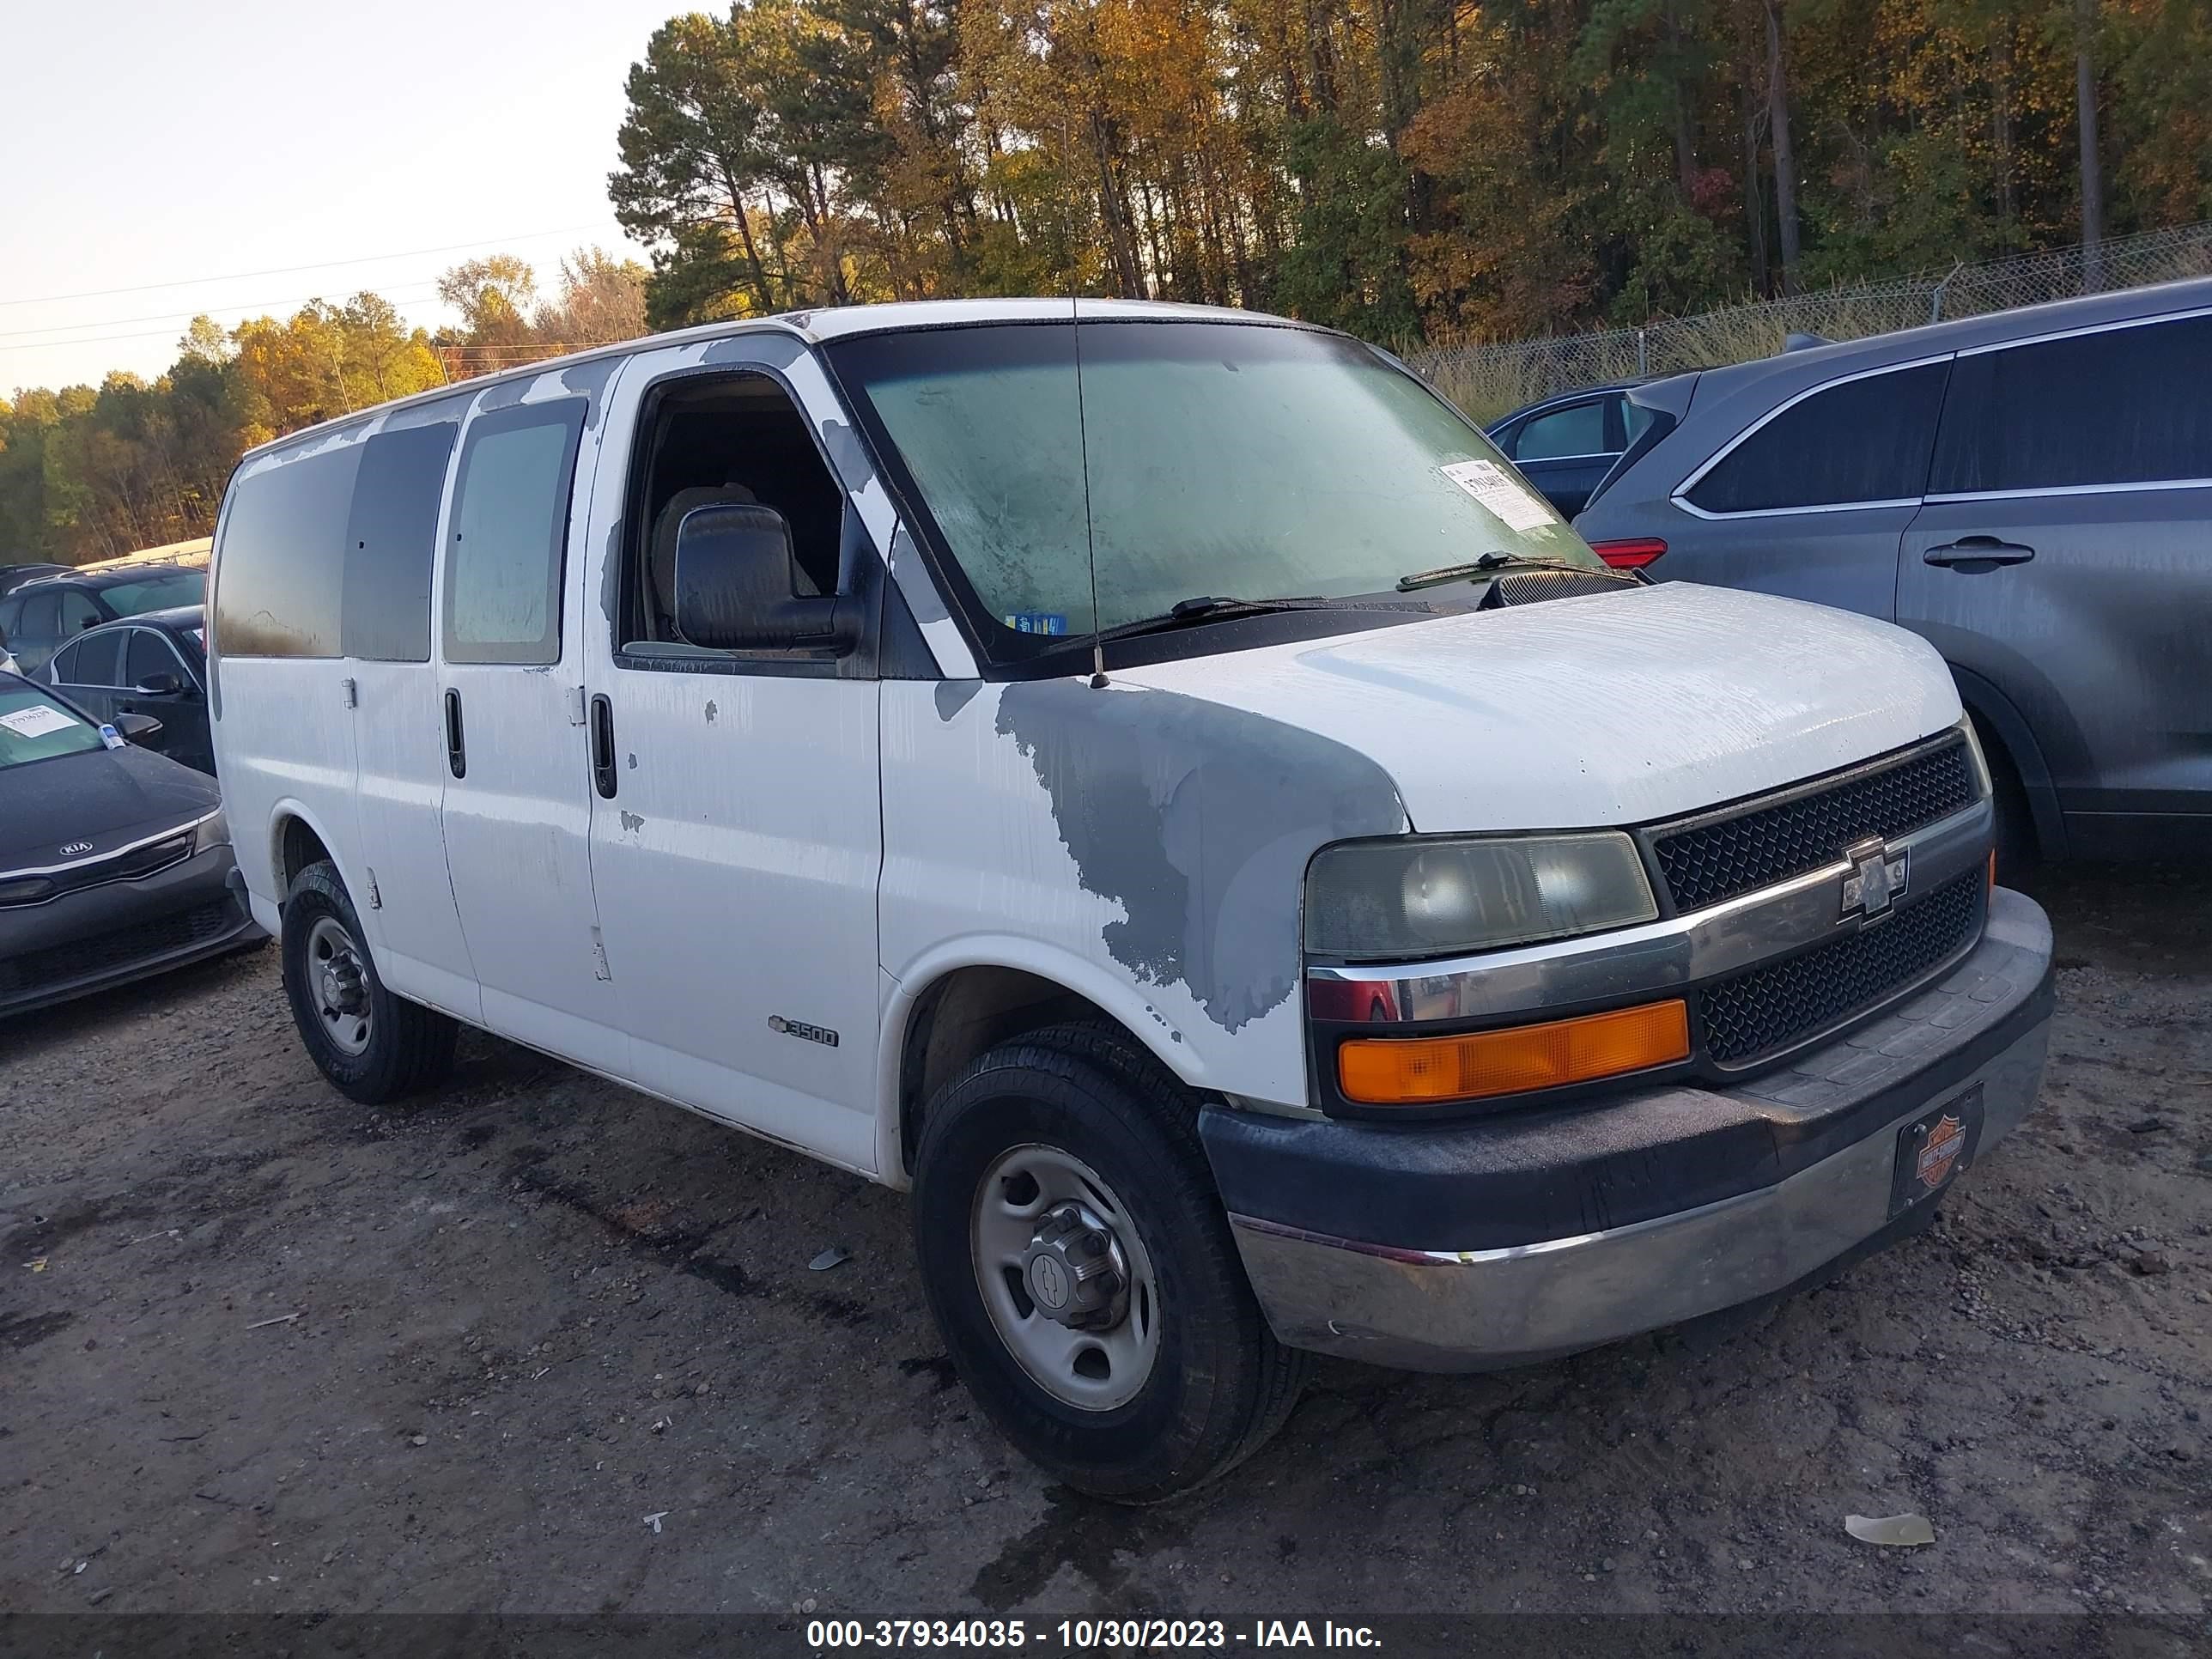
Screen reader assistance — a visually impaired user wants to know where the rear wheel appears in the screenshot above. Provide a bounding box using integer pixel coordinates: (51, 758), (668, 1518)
(911, 1023), (1307, 1502)
(280, 861), (456, 1103)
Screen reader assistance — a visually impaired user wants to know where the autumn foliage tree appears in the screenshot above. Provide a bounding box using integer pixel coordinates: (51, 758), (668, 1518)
(610, 0), (2210, 341)
(1, 250), (646, 565)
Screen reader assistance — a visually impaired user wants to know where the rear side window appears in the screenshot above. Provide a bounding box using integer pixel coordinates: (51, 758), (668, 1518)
(1930, 313), (2212, 495)
(63, 630), (125, 687)
(215, 446), (361, 658)
(1515, 399), (1611, 460)
(1686, 362), (1949, 514)
(343, 422), (459, 662)
(444, 400), (586, 665)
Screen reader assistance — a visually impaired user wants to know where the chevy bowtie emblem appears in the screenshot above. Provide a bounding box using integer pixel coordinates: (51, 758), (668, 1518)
(1840, 837), (1908, 921)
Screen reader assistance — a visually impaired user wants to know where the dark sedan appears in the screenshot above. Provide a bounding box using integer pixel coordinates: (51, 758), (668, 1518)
(1485, 379), (1656, 518)
(42, 605), (213, 774)
(0, 564), (206, 677)
(0, 672), (261, 1019)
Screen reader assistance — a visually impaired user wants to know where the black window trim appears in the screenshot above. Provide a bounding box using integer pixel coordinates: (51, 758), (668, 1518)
(1672, 351), (1957, 520)
(610, 357), (881, 684)
(441, 396), (589, 668)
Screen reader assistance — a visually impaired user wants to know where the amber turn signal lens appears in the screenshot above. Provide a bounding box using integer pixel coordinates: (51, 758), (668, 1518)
(1337, 1000), (1691, 1105)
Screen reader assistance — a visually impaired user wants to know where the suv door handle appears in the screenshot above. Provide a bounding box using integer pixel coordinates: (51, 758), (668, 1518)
(1923, 537), (2035, 569)
(589, 694), (617, 799)
(444, 687), (466, 779)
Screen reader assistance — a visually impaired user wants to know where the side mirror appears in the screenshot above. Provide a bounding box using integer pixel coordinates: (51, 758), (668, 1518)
(114, 711), (163, 744)
(673, 504), (858, 653)
(134, 672), (184, 696)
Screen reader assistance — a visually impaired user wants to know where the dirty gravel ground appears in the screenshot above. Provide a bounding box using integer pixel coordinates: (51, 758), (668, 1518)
(0, 866), (2205, 1624)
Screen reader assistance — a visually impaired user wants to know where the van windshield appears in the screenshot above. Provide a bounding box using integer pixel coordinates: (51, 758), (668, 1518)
(828, 321), (1601, 648)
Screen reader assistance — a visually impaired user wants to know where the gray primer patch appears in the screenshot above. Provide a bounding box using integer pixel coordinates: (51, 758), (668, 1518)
(890, 526), (949, 625)
(704, 699), (719, 726)
(475, 379), (530, 413)
(995, 682), (1407, 1032)
(600, 520), (624, 623)
(933, 681), (981, 722)
(817, 416), (873, 486)
(383, 391), (473, 433)
(627, 752), (637, 769)
(703, 332), (806, 371)
(561, 356), (619, 425)
(619, 811), (644, 834)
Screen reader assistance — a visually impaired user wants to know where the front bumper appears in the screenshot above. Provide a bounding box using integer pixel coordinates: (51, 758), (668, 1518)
(1205, 886), (2054, 1371)
(0, 845), (264, 1019)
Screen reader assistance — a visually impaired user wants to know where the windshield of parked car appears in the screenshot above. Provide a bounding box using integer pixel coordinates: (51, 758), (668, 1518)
(101, 571), (206, 617)
(828, 321), (1601, 647)
(0, 678), (105, 768)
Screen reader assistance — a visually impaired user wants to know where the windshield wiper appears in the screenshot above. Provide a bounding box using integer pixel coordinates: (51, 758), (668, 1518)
(1086, 594), (1345, 645)
(1396, 552), (1635, 592)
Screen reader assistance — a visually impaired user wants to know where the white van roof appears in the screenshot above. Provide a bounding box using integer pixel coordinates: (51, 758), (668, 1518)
(241, 298), (1304, 463)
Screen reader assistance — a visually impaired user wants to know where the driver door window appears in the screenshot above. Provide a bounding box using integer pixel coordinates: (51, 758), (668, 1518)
(619, 372), (850, 663)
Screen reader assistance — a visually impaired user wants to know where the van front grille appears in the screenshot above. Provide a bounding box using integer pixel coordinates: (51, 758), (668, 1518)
(1651, 738), (1976, 913)
(1697, 870), (1984, 1066)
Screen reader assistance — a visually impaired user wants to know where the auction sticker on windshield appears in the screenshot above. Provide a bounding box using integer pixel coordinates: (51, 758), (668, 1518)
(1441, 458), (1553, 532)
(0, 704), (76, 740)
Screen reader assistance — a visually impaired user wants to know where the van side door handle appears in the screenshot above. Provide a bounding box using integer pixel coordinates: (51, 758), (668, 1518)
(444, 687), (466, 779)
(589, 694), (617, 799)
(1923, 536), (2035, 570)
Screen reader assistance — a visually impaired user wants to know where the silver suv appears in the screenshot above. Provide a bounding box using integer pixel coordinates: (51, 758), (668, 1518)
(1576, 277), (2212, 866)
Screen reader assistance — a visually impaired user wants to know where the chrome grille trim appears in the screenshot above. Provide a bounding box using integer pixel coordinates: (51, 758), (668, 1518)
(1307, 796), (1992, 1026)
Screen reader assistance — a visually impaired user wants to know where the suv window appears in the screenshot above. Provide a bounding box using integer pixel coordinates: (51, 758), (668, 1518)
(1929, 313), (2212, 495)
(19, 592), (61, 641)
(215, 446), (360, 658)
(1515, 399), (1611, 461)
(1686, 362), (1949, 514)
(101, 571), (204, 617)
(59, 590), (102, 635)
(444, 399), (585, 665)
(344, 420), (460, 662)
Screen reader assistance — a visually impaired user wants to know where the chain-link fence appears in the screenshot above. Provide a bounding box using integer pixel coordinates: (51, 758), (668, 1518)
(1410, 222), (2212, 422)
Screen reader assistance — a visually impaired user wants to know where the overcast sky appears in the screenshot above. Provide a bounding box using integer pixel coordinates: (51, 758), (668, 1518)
(2, 0), (685, 398)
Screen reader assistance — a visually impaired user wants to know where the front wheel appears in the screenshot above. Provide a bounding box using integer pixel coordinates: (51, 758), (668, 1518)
(911, 1024), (1306, 1502)
(280, 861), (456, 1104)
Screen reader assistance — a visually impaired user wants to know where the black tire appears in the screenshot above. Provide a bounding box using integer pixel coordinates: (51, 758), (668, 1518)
(911, 1022), (1308, 1502)
(280, 861), (456, 1104)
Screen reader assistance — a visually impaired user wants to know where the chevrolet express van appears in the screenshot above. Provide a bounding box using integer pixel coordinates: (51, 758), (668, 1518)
(210, 300), (2054, 1500)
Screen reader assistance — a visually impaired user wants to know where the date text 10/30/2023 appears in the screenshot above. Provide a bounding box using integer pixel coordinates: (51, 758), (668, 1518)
(806, 1620), (1382, 1650)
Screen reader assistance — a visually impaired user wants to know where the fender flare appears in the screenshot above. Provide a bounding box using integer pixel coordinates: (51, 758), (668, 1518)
(1948, 665), (2065, 860)
(873, 936), (1218, 1188)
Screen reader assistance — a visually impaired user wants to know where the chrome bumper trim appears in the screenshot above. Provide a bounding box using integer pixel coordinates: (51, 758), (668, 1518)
(1237, 890), (2051, 1371)
(1307, 797), (1992, 1024)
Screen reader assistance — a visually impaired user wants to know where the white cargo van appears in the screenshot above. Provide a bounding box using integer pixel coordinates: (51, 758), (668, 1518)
(210, 300), (2053, 1499)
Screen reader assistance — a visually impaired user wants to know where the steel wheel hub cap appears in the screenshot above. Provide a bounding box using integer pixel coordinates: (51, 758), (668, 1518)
(306, 915), (374, 1057)
(972, 1145), (1162, 1413)
(1019, 1201), (1127, 1329)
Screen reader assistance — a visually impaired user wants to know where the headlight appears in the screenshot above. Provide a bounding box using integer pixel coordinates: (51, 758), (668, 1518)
(1305, 831), (1657, 961)
(192, 806), (231, 853)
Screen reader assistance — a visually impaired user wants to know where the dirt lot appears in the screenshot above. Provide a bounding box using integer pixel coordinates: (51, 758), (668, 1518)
(1, 866), (2206, 1623)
